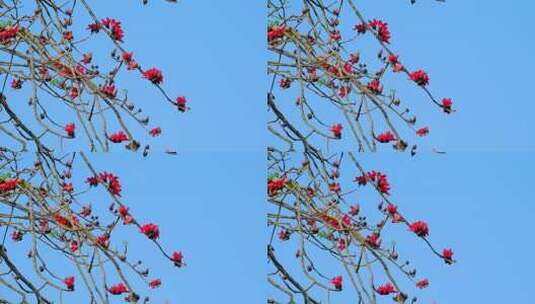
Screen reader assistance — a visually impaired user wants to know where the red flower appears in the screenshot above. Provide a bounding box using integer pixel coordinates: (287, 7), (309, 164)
(0, 25), (19, 43)
(172, 251), (184, 267)
(149, 127), (162, 137)
(366, 233), (381, 248)
(367, 79), (383, 94)
(278, 229), (290, 241)
(176, 96), (187, 112)
(349, 205), (360, 216)
(268, 177), (287, 196)
(101, 84), (117, 98)
(11, 230), (22, 241)
(140, 223), (160, 240)
(376, 131), (395, 143)
(87, 22), (101, 33)
(122, 51), (134, 63)
(387, 54), (398, 64)
(368, 19), (391, 43)
(442, 248), (454, 264)
(416, 127), (429, 137)
(54, 214), (72, 228)
(268, 25), (286, 42)
(442, 97), (453, 113)
(69, 87), (79, 99)
(329, 182), (341, 193)
(65, 123), (75, 138)
(409, 220), (429, 237)
(82, 52), (92, 64)
(409, 70), (429, 86)
(63, 31), (73, 41)
(10, 78), (22, 89)
(149, 279), (161, 289)
(81, 205), (92, 217)
(97, 234), (109, 248)
(386, 203), (398, 216)
(354, 23), (367, 34)
(416, 279), (429, 289)
(331, 123), (343, 139)
(376, 282), (396, 295)
(337, 238), (348, 251)
(0, 178), (19, 194)
(109, 131), (128, 143)
(70, 240), (79, 253)
(142, 68), (163, 84)
(331, 276), (343, 290)
(96, 172), (122, 196)
(108, 283), (128, 295)
(63, 182), (74, 193)
(118, 205), (133, 224)
(101, 18), (124, 42)
(330, 30), (341, 41)
(279, 77), (291, 89)
(64, 276), (75, 291)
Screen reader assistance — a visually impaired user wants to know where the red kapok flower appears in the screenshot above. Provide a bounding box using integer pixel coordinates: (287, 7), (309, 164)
(331, 276), (343, 290)
(388, 54), (399, 64)
(268, 177), (287, 196)
(140, 223), (160, 240)
(149, 127), (162, 137)
(268, 25), (286, 42)
(65, 123), (75, 138)
(172, 251), (184, 267)
(368, 19), (391, 43)
(409, 220), (429, 237)
(101, 18), (124, 42)
(376, 131), (396, 143)
(96, 234), (109, 249)
(442, 248), (454, 264)
(69, 87), (79, 99)
(122, 51), (134, 63)
(409, 70), (429, 86)
(64, 276), (75, 291)
(0, 178), (20, 194)
(10, 78), (22, 89)
(278, 229), (290, 241)
(82, 52), (92, 64)
(354, 23), (367, 34)
(331, 123), (343, 139)
(108, 283), (128, 295)
(376, 282), (396, 295)
(101, 84), (117, 98)
(0, 25), (19, 43)
(416, 279), (429, 289)
(11, 230), (22, 241)
(62, 182), (73, 193)
(109, 131), (128, 143)
(70, 240), (79, 253)
(366, 233), (381, 249)
(142, 68), (163, 84)
(149, 279), (161, 289)
(416, 127), (429, 137)
(367, 79), (383, 94)
(442, 97), (453, 113)
(176, 96), (187, 112)
(87, 22), (101, 33)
